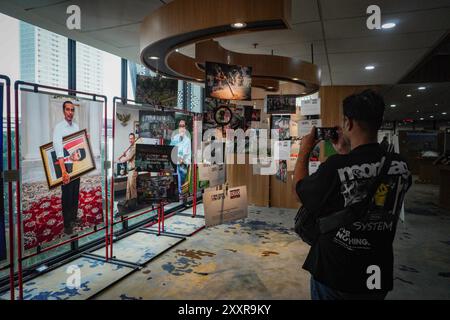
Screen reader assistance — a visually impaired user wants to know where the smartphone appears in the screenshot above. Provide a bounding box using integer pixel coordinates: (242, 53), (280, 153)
(315, 127), (338, 141)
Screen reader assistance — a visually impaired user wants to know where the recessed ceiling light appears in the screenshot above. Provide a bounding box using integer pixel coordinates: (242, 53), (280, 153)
(420, 118), (424, 120)
(390, 104), (397, 108)
(382, 22), (396, 29)
(435, 103), (439, 106)
(267, 86), (274, 90)
(231, 22), (247, 29)
(430, 115), (434, 118)
(365, 65), (375, 70)
(175, 49), (179, 52)
(406, 94), (412, 98)
(148, 56), (159, 60)
(292, 77), (299, 81)
(416, 110), (420, 113)
(443, 112), (448, 115)
(418, 86), (426, 90)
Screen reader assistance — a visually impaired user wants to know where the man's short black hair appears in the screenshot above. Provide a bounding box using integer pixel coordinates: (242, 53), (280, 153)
(62, 101), (74, 112)
(343, 89), (385, 133)
(129, 133), (135, 138)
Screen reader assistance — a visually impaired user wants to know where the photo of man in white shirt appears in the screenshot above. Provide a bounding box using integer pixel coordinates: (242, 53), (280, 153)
(52, 101), (81, 235)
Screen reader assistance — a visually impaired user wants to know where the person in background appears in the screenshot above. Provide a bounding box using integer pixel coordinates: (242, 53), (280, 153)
(380, 135), (389, 152)
(294, 89), (412, 300)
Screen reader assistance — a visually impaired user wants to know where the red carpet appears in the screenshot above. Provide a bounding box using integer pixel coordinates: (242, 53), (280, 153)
(22, 186), (104, 250)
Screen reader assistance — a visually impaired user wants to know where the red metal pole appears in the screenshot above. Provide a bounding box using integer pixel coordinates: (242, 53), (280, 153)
(5, 79), (14, 301)
(193, 115), (198, 218)
(14, 86), (23, 300)
(109, 98), (116, 260)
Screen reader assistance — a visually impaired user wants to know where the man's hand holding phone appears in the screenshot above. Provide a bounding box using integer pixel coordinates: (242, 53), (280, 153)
(331, 126), (351, 155)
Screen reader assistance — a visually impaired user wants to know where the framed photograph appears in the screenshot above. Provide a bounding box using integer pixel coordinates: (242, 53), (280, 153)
(39, 129), (96, 190)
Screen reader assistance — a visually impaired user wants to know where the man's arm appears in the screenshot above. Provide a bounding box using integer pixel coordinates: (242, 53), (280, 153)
(53, 124), (70, 185)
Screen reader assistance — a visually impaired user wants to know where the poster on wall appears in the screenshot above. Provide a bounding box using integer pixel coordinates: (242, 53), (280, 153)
(204, 185), (248, 227)
(271, 115), (291, 140)
(298, 119), (322, 137)
(135, 74), (179, 108)
(265, 95), (297, 114)
(137, 174), (179, 204)
(205, 61), (252, 101)
(287, 140), (301, 172)
(300, 98), (321, 116)
(139, 110), (176, 145)
(0, 84), (6, 263)
(276, 160), (288, 183)
(19, 92), (104, 251)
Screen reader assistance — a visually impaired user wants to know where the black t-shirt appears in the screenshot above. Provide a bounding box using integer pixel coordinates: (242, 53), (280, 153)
(296, 143), (412, 293)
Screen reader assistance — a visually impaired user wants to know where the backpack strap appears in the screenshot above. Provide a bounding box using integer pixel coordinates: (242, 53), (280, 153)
(318, 149), (394, 234)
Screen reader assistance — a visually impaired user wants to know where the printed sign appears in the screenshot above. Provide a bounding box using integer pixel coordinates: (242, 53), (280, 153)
(298, 119), (322, 137)
(300, 98), (321, 116)
(198, 163), (226, 188)
(204, 186), (248, 227)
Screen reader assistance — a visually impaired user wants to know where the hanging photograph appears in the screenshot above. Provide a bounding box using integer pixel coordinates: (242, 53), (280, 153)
(205, 61), (252, 101)
(40, 129), (96, 189)
(139, 110), (176, 145)
(271, 115), (291, 140)
(266, 95), (298, 114)
(19, 92), (104, 250)
(135, 74), (180, 108)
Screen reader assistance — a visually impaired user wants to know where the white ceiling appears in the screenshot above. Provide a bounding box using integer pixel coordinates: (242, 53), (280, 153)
(0, 0), (449, 120)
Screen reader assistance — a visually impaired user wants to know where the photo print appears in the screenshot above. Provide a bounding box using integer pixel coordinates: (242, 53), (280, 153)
(19, 92), (104, 250)
(139, 110), (176, 145)
(205, 61), (252, 101)
(135, 74), (180, 108)
(137, 174), (179, 204)
(271, 115), (291, 140)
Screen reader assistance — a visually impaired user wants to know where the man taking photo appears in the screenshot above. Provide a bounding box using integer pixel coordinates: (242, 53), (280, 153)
(294, 89), (412, 300)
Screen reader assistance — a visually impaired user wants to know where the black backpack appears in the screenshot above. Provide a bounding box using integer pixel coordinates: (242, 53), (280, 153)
(294, 150), (394, 245)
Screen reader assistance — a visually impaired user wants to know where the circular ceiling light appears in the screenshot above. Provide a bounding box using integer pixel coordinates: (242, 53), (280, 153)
(420, 118), (424, 120)
(267, 86), (274, 90)
(418, 86), (426, 90)
(430, 115), (434, 118)
(382, 22), (396, 29)
(292, 77), (299, 81)
(443, 112), (448, 115)
(390, 104), (397, 108)
(365, 65), (375, 70)
(435, 103), (439, 106)
(231, 22), (247, 29)
(148, 56), (160, 60)
(406, 94), (412, 98)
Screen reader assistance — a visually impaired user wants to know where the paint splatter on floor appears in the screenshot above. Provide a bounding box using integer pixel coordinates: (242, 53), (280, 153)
(261, 251), (279, 257)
